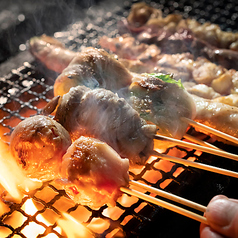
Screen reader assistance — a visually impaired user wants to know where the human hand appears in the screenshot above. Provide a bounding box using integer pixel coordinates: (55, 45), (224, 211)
(200, 195), (238, 238)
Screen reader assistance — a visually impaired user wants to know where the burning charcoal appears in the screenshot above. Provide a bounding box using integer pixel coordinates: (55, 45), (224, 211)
(53, 86), (156, 166)
(10, 115), (72, 180)
(59, 136), (129, 209)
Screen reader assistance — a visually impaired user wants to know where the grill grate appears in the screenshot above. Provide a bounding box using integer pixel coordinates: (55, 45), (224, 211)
(1, 1), (238, 238)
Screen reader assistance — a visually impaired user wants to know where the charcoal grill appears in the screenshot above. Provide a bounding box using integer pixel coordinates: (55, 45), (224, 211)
(0, 0), (238, 237)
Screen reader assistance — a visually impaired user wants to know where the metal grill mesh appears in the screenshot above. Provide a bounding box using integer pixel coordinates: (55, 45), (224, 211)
(0, 0), (238, 237)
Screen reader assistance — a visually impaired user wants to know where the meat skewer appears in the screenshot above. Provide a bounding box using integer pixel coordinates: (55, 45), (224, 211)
(30, 35), (238, 148)
(57, 135), (209, 224)
(8, 121), (208, 223)
(45, 85), (238, 171)
(119, 2), (238, 70)
(53, 85), (156, 166)
(8, 120), (234, 224)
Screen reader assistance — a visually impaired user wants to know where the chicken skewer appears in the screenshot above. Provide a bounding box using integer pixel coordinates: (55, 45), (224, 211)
(56, 135), (208, 224)
(119, 2), (238, 70)
(7, 124), (225, 225)
(44, 86), (238, 177)
(30, 35), (238, 149)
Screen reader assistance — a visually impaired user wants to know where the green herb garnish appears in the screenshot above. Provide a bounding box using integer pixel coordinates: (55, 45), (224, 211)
(148, 73), (184, 89)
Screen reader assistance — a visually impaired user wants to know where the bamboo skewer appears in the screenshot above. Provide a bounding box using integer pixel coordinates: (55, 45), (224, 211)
(183, 133), (222, 150)
(151, 150), (238, 178)
(181, 117), (238, 145)
(129, 180), (206, 212)
(154, 134), (238, 162)
(120, 186), (208, 225)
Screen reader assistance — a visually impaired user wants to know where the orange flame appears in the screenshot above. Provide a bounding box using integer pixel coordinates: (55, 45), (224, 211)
(22, 198), (61, 237)
(0, 139), (41, 201)
(57, 213), (94, 238)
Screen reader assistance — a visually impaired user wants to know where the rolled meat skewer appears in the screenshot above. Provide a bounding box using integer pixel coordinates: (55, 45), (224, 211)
(53, 86), (156, 166)
(59, 136), (129, 209)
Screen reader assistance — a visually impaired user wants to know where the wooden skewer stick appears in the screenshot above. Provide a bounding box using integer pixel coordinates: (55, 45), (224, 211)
(183, 134), (222, 151)
(181, 117), (238, 145)
(151, 150), (238, 178)
(154, 134), (238, 162)
(120, 187), (208, 225)
(130, 180), (206, 212)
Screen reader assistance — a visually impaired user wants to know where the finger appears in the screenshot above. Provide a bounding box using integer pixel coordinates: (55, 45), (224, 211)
(205, 196), (238, 237)
(200, 223), (225, 238)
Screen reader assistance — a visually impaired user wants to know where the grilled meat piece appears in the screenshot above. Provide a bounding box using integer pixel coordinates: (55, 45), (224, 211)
(193, 95), (238, 140)
(119, 3), (238, 70)
(10, 115), (72, 180)
(129, 73), (196, 139)
(29, 34), (76, 73)
(124, 2), (238, 51)
(183, 82), (221, 100)
(54, 86), (156, 166)
(100, 35), (238, 95)
(59, 136), (129, 209)
(99, 34), (161, 61)
(54, 47), (132, 96)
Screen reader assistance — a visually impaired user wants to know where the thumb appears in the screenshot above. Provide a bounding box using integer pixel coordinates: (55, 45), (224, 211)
(205, 195), (238, 238)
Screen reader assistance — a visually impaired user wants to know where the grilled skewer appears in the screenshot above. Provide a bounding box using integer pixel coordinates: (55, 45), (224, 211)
(48, 85), (238, 162)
